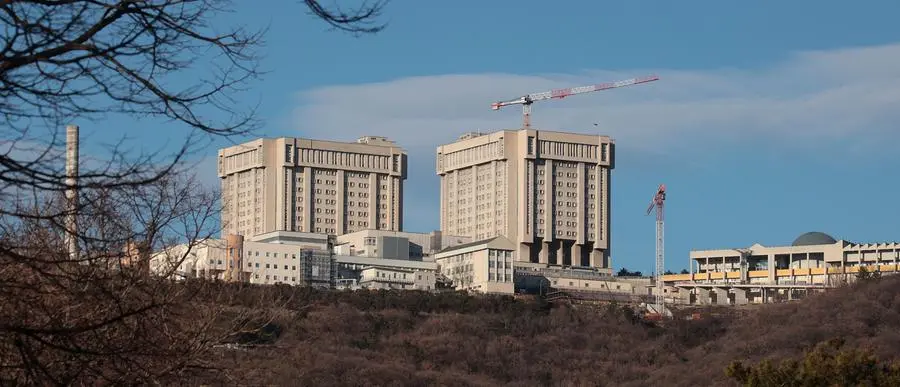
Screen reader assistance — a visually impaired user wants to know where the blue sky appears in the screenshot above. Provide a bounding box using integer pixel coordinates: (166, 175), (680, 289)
(83, 0), (900, 274)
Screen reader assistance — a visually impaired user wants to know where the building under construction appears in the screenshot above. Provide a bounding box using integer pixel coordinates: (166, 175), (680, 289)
(297, 249), (336, 288)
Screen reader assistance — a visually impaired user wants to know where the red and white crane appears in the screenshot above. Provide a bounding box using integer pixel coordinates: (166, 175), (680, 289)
(490, 75), (660, 128)
(646, 183), (667, 314)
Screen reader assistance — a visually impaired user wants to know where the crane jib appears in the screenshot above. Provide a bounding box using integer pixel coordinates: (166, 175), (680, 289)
(491, 74), (659, 128)
(546, 76), (659, 100)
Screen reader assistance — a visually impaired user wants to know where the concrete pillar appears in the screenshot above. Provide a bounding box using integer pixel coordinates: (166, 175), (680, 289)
(336, 170), (345, 235)
(807, 252), (813, 284)
(571, 244), (582, 266)
(732, 288), (749, 305)
(590, 249), (604, 268)
(694, 288), (710, 305)
(789, 254), (795, 283)
(367, 173), (378, 229)
(539, 242), (550, 264)
(302, 168), (313, 232)
(767, 254), (776, 283)
(517, 244), (530, 264)
(713, 288), (729, 305)
(556, 241), (566, 266)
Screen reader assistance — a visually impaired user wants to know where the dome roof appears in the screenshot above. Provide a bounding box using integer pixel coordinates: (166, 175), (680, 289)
(791, 232), (837, 246)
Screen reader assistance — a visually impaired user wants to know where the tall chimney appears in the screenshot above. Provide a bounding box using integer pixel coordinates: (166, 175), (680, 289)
(65, 124), (79, 261)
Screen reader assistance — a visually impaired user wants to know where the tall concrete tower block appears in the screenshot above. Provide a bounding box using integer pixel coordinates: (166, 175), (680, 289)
(436, 129), (615, 273)
(218, 136), (407, 238)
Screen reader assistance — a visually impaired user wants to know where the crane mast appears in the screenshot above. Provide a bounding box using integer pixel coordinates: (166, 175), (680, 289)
(646, 184), (666, 314)
(490, 75), (659, 128)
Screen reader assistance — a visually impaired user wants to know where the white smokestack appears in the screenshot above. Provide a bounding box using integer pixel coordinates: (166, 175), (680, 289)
(65, 124), (79, 261)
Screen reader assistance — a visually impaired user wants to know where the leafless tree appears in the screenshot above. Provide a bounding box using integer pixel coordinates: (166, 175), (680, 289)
(0, 0), (387, 203)
(0, 171), (245, 384)
(0, 0), (387, 384)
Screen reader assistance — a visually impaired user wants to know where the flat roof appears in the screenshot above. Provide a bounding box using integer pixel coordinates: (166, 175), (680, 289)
(334, 255), (437, 271)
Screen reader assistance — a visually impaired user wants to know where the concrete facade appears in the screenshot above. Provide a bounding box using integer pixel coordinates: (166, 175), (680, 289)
(334, 229), (472, 261)
(247, 230), (332, 248)
(436, 129), (614, 272)
(218, 136), (407, 238)
(662, 232), (900, 305)
(149, 238), (227, 280)
(514, 264), (658, 303)
(548, 275), (637, 294)
(434, 236), (517, 294)
(334, 255), (439, 290)
(151, 232), (444, 290)
(358, 266), (436, 291)
(149, 233), (334, 286)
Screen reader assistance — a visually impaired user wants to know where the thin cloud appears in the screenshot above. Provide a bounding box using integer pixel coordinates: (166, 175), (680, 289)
(290, 42), (900, 150)
(278, 42), (900, 232)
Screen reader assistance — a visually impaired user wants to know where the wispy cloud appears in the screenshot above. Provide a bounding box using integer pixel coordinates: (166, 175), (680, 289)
(281, 42), (900, 231)
(290, 42), (900, 152)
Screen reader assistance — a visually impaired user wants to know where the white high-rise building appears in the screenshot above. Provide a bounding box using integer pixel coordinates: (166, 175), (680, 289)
(218, 136), (407, 237)
(436, 129), (614, 272)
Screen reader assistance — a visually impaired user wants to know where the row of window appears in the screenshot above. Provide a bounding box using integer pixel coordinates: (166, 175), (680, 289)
(245, 251), (296, 259)
(552, 280), (621, 290)
(369, 271), (426, 281)
(256, 274), (297, 282)
(314, 169), (337, 176)
(246, 262), (298, 270)
(487, 273), (512, 282)
(487, 260), (508, 269)
(537, 229), (591, 237)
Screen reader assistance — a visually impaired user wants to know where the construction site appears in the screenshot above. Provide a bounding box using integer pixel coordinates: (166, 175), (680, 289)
(9, 2), (900, 385)
(62, 71), (900, 323)
(480, 75), (674, 318)
(482, 75), (899, 321)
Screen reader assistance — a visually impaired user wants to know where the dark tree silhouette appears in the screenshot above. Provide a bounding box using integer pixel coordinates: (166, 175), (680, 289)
(0, 1), (387, 384)
(617, 268), (643, 277)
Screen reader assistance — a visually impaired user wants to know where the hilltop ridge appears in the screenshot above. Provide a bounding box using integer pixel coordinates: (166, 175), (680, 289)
(190, 275), (900, 386)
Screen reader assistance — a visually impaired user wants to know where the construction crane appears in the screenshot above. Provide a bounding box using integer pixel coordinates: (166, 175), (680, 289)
(490, 75), (659, 129)
(646, 184), (667, 315)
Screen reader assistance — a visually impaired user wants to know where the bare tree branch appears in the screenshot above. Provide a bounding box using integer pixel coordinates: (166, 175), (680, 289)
(0, 0), (387, 383)
(303, 0), (388, 34)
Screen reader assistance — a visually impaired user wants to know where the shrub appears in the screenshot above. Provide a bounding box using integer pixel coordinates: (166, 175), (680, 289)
(725, 339), (900, 386)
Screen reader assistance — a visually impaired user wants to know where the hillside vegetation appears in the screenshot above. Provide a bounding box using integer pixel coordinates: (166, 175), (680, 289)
(200, 275), (900, 386)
